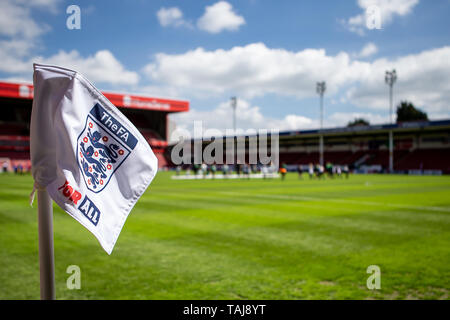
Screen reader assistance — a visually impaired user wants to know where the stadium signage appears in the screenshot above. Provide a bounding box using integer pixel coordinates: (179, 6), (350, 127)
(123, 95), (171, 111)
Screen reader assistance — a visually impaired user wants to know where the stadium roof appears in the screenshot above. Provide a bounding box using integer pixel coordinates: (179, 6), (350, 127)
(192, 119), (450, 143)
(0, 81), (189, 113)
(279, 119), (450, 138)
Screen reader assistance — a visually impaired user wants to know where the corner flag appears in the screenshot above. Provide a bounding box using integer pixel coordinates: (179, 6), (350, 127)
(31, 64), (158, 255)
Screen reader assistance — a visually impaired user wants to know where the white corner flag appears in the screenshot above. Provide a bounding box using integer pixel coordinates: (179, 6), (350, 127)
(31, 64), (158, 255)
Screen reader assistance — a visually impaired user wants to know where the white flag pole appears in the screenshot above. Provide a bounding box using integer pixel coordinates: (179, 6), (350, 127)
(37, 187), (55, 300)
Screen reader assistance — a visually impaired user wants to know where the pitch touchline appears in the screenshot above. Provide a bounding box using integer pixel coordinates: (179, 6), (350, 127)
(219, 191), (450, 213)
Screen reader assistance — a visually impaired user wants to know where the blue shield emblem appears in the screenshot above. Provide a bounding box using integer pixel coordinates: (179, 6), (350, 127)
(77, 103), (138, 193)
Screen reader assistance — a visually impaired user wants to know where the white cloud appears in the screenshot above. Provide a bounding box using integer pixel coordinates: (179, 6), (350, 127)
(355, 42), (378, 58)
(143, 43), (360, 99)
(169, 98), (316, 140)
(0, 0), (138, 87)
(0, 1), (59, 75)
(342, 0), (419, 35)
(0, 48), (140, 86)
(37, 50), (140, 86)
(145, 43), (450, 119)
(0, 0), (55, 39)
(136, 84), (184, 101)
(346, 46), (450, 114)
(18, 0), (61, 12)
(0, 39), (36, 73)
(157, 7), (192, 28)
(197, 1), (245, 33)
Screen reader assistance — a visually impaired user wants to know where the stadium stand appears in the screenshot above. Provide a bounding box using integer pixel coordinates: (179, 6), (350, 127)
(189, 120), (450, 174)
(2, 80), (449, 174)
(276, 122), (450, 173)
(396, 148), (450, 172)
(0, 81), (189, 170)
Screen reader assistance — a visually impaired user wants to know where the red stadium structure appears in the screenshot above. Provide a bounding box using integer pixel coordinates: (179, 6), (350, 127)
(275, 121), (450, 174)
(191, 119), (450, 175)
(0, 81), (189, 172)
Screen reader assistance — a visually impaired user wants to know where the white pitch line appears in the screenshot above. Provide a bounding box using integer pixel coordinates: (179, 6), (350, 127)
(171, 173), (280, 180)
(219, 191), (450, 213)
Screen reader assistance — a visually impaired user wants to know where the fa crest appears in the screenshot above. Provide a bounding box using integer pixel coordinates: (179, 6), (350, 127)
(77, 103), (137, 192)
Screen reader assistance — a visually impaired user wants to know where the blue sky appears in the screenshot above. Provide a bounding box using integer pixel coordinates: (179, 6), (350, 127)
(1, 0), (449, 134)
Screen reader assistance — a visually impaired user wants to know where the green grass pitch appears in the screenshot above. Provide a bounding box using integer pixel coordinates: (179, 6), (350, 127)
(0, 172), (449, 299)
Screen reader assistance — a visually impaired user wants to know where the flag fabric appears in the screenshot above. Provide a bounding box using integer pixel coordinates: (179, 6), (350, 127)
(30, 64), (158, 254)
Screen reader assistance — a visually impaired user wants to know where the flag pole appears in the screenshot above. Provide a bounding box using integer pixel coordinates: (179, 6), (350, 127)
(37, 187), (55, 300)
